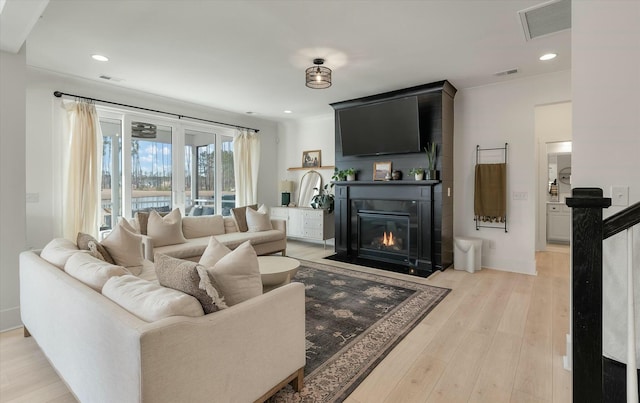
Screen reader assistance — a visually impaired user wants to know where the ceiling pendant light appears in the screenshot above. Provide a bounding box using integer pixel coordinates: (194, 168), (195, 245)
(305, 58), (332, 89)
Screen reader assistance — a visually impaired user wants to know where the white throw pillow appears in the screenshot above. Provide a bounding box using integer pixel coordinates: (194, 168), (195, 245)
(182, 215), (225, 239)
(197, 241), (262, 307)
(103, 275), (204, 322)
(40, 238), (81, 269)
(64, 252), (129, 292)
(246, 205), (273, 232)
(101, 220), (144, 267)
(199, 236), (231, 267)
(147, 209), (187, 247)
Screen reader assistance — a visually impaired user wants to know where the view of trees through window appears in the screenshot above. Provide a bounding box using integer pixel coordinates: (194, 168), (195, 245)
(99, 117), (235, 229)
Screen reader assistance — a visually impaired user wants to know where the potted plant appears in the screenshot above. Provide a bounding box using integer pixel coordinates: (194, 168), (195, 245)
(409, 167), (425, 180)
(310, 183), (335, 213)
(344, 168), (356, 181)
(332, 167), (356, 182)
(424, 142), (438, 180)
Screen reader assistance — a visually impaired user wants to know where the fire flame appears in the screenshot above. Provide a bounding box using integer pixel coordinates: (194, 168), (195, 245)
(382, 231), (395, 246)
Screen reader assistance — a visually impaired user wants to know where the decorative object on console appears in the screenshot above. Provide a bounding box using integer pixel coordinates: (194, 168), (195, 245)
(302, 149), (321, 168)
(373, 161), (392, 181)
(305, 58), (332, 89)
(424, 142), (438, 180)
(311, 184), (335, 213)
(409, 167), (424, 180)
(392, 170), (402, 180)
(279, 180), (293, 206)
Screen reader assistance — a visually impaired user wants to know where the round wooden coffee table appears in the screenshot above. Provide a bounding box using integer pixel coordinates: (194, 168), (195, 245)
(257, 256), (300, 292)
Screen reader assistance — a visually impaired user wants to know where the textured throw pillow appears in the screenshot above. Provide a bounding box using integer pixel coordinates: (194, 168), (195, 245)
(64, 252), (129, 292)
(230, 204), (258, 232)
(182, 215), (225, 239)
(199, 236), (232, 267)
(77, 232), (116, 264)
(103, 275), (204, 322)
(40, 238), (81, 269)
(246, 205), (273, 232)
(101, 220), (144, 268)
(147, 209), (187, 247)
(198, 241), (262, 307)
(155, 253), (226, 313)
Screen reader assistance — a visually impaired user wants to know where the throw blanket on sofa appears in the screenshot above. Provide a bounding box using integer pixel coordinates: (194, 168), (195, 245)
(474, 163), (507, 223)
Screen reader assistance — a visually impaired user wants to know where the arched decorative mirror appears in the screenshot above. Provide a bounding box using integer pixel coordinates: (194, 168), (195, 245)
(298, 170), (322, 208)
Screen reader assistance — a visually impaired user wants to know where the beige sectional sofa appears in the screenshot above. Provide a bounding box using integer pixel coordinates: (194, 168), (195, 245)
(139, 212), (287, 262)
(19, 236), (305, 402)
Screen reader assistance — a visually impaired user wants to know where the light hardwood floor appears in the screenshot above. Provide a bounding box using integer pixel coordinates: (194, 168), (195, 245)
(0, 241), (571, 403)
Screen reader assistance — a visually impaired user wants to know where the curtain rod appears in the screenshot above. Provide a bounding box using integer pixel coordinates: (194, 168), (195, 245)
(53, 91), (259, 133)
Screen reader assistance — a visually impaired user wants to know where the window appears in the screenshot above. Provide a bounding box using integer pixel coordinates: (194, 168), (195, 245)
(97, 108), (235, 224)
(99, 117), (122, 230)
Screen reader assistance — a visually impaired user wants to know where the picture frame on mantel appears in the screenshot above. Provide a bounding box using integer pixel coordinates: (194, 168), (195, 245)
(302, 150), (321, 168)
(373, 161), (392, 181)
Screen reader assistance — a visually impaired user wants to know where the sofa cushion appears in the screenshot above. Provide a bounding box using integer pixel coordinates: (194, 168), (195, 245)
(77, 232), (116, 264)
(102, 275), (204, 322)
(134, 211), (150, 235)
(230, 204), (258, 232)
(40, 238), (81, 269)
(148, 209), (187, 247)
(182, 215), (225, 239)
(246, 205), (273, 232)
(154, 253), (226, 313)
(64, 252), (129, 292)
(215, 230), (285, 250)
(223, 216), (239, 233)
(198, 240), (262, 307)
(199, 236), (231, 267)
(101, 220), (144, 268)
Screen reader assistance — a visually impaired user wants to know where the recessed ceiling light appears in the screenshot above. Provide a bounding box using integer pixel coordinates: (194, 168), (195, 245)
(91, 54), (109, 62)
(539, 53), (557, 61)
(284, 110), (293, 114)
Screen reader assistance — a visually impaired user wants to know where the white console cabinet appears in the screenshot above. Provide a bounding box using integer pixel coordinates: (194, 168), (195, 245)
(547, 203), (570, 244)
(270, 207), (335, 247)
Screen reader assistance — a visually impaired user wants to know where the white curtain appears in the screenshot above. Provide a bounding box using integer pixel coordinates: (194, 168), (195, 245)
(62, 101), (102, 239)
(233, 129), (260, 206)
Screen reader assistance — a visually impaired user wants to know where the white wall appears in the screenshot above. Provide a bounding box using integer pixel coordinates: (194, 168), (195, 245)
(276, 115), (335, 205)
(454, 70), (571, 275)
(0, 47), (27, 330)
(534, 102), (572, 250)
(25, 68), (279, 250)
(572, 1), (640, 366)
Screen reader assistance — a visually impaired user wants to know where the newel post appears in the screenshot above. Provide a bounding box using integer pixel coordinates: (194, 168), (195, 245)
(566, 188), (611, 403)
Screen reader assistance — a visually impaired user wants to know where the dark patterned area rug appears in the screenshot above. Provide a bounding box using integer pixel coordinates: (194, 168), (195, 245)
(270, 259), (450, 403)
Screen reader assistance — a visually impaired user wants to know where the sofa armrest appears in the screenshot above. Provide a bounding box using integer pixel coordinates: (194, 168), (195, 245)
(271, 218), (286, 235)
(141, 235), (154, 261)
(138, 282), (305, 402)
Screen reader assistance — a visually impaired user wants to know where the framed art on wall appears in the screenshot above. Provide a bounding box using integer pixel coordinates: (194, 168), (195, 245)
(302, 150), (321, 168)
(373, 161), (392, 181)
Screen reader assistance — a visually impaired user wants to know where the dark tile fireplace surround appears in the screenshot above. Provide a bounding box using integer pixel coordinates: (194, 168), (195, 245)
(330, 80), (456, 277)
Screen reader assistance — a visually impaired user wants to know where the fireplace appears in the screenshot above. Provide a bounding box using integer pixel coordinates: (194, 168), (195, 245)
(357, 211), (410, 264)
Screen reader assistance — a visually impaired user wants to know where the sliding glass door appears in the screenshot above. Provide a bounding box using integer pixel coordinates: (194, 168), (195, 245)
(97, 108), (236, 224)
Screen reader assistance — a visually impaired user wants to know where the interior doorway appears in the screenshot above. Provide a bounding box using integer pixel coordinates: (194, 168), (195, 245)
(535, 101), (572, 251)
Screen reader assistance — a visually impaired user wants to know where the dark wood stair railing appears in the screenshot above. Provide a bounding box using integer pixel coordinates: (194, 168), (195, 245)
(566, 187), (640, 403)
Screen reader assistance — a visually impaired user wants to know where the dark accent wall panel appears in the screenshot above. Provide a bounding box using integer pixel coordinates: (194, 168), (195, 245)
(331, 80), (456, 273)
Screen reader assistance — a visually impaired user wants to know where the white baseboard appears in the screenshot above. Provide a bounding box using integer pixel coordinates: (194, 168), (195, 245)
(0, 306), (22, 332)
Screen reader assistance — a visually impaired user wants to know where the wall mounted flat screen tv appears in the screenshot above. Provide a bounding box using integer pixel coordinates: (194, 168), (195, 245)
(338, 96), (422, 156)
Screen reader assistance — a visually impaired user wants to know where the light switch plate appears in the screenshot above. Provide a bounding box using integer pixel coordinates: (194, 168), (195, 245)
(513, 191), (528, 200)
(611, 186), (629, 206)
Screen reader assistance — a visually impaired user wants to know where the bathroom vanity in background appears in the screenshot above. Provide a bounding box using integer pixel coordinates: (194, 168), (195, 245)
(547, 201), (570, 243)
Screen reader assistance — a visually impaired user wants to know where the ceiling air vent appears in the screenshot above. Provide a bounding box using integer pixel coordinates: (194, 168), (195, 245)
(518, 0), (571, 41)
(494, 68), (519, 77)
(99, 75), (124, 82)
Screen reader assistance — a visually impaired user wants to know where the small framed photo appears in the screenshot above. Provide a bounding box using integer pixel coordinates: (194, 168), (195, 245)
(373, 161), (392, 181)
(302, 150), (321, 168)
